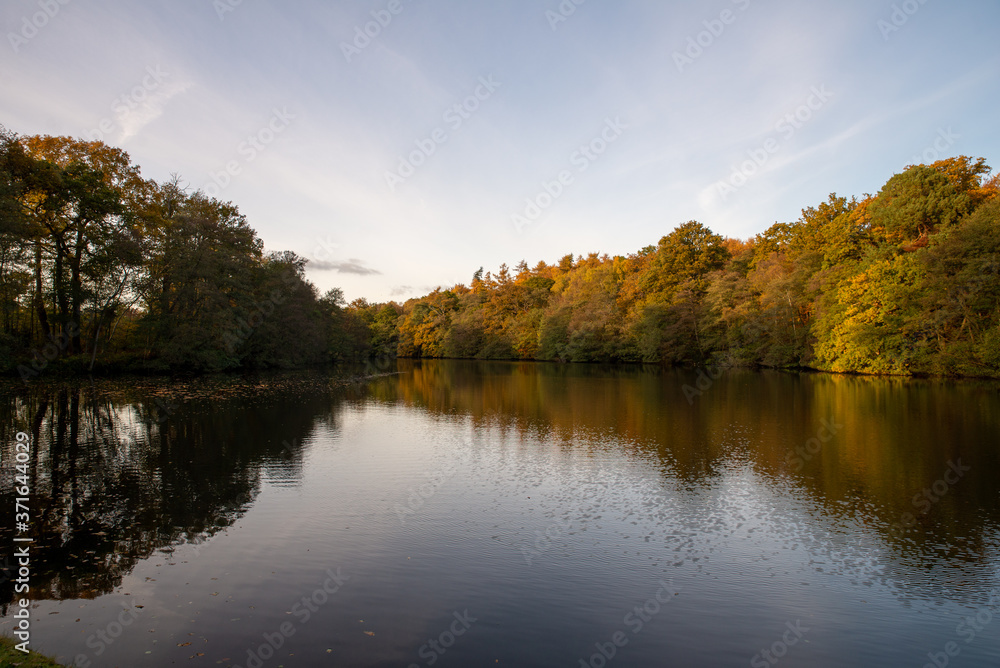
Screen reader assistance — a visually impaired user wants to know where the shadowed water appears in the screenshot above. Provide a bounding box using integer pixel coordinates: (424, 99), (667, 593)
(1, 361), (998, 667)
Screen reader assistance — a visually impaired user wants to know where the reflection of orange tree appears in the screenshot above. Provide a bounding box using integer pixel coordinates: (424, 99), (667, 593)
(0, 378), (336, 610)
(370, 360), (1000, 560)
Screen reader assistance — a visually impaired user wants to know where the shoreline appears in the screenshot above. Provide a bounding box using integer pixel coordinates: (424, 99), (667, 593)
(6, 356), (1000, 386)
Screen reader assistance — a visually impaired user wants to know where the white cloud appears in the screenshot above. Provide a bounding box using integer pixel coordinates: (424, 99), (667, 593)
(117, 78), (193, 143)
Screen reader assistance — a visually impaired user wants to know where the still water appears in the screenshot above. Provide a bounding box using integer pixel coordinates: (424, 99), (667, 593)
(1, 361), (999, 667)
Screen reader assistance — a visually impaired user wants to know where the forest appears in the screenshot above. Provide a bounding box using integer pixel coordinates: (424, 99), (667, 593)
(392, 155), (1000, 377)
(0, 126), (379, 377)
(2, 126), (999, 379)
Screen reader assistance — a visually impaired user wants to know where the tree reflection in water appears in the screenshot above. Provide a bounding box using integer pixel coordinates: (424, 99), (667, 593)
(0, 375), (341, 611)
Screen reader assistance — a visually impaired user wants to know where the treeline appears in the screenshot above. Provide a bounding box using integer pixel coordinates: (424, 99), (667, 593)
(394, 156), (1000, 377)
(4, 125), (998, 380)
(0, 128), (385, 377)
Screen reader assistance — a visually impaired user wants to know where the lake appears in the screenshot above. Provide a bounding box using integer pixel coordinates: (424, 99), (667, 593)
(1, 360), (999, 667)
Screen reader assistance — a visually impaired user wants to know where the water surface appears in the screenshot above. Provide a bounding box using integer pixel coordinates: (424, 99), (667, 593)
(1, 361), (999, 667)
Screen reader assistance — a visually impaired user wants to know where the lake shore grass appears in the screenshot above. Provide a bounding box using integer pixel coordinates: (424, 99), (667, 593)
(0, 636), (65, 667)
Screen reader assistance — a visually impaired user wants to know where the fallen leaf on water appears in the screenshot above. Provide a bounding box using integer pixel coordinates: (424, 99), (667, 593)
(364, 631), (374, 637)
(178, 642), (191, 647)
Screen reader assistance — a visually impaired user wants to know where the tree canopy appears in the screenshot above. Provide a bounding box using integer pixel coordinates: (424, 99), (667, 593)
(0, 128), (364, 376)
(2, 125), (997, 379)
(391, 156), (1000, 377)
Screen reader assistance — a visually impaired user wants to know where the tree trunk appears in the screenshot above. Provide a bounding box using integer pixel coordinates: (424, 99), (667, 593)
(88, 317), (103, 372)
(70, 226), (85, 354)
(54, 247), (70, 351)
(33, 240), (51, 341)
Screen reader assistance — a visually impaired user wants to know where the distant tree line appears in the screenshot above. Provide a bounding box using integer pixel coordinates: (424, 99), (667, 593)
(393, 156), (1000, 377)
(3, 125), (997, 379)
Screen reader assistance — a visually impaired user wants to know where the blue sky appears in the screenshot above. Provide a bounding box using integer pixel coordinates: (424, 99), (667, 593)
(2, 0), (998, 302)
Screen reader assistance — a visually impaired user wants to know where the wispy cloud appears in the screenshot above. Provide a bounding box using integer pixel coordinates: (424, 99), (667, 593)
(117, 78), (193, 143)
(308, 258), (382, 276)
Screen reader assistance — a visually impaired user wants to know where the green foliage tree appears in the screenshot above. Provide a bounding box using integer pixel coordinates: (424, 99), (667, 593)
(0, 130), (374, 376)
(914, 197), (1000, 374)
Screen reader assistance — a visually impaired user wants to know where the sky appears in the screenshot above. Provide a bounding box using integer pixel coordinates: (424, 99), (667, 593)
(2, 0), (998, 302)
